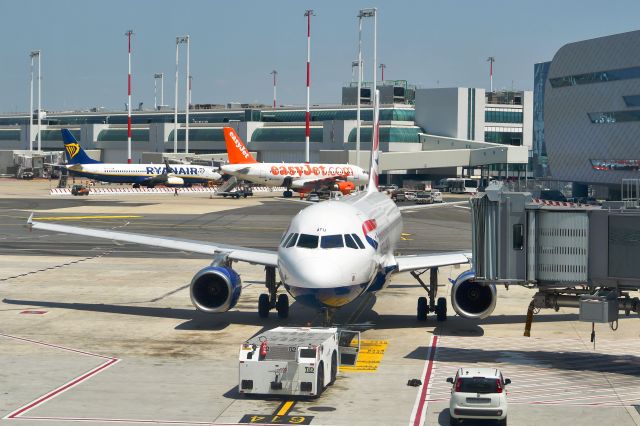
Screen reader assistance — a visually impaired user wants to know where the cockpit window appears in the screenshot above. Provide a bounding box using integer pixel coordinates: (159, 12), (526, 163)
(321, 234), (344, 249)
(297, 234), (319, 249)
(351, 233), (366, 249)
(344, 234), (359, 249)
(285, 233), (299, 248)
(281, 233), (293, 247)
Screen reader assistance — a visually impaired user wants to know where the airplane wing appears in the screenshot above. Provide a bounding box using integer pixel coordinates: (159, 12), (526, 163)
(393, 252), (471, 273)
(290, 175), (348, 190)
(27, 215), (278, 267)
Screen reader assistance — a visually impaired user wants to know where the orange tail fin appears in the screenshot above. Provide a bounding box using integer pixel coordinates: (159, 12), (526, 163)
(223, 128), (257, 164)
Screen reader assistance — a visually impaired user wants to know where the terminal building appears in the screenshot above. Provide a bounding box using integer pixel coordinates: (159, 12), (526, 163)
(0, 83), (531, 183)
(534, 30), (640, 198)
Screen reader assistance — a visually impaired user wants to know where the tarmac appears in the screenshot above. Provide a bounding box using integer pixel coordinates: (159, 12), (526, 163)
(1, 179), (639, 426)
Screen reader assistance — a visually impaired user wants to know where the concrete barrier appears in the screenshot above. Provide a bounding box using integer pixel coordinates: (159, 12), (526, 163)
(50, 186), (286, 196)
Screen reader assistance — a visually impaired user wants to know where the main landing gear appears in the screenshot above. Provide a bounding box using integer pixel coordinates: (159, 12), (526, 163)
(411, 267), (447, 322)
(258, 266), (289, 319)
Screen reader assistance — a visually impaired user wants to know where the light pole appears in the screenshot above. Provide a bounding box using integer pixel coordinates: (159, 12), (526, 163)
(125, 30), (133, 163)
(304, 9), (314, 163)
(174, 36), (188, 154)
(487, 56), (495, 93)
(154, 73), (164, 110)
(357, 8), (376, 167)
(184, 35), (190, 154)
(270, 70), (278, 109)
(28, 51), (38, 152)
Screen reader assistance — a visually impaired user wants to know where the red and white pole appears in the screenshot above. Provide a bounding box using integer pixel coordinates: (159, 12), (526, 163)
(487, 56), (495, 93)
(126, 30), (133, 164)
(304, 9), (314, 163)
(380, 63), (386, 82)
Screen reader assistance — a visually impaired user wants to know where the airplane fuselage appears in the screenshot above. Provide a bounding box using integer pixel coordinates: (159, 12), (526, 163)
(66, 163), (221, 185)
(221, 163), (369, 189)
(277, 191), (402, 308)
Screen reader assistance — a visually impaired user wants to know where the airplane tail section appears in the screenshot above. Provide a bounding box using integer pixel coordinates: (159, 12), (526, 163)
(223, 127), (257, 164)
(366, 89), (380, 193)
(61, 129), (101, 164)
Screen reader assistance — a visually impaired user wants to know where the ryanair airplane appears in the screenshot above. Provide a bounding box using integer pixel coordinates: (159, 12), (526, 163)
(60, 129), (222, 187)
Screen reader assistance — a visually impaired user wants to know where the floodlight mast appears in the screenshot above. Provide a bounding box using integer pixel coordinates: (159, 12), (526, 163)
(304, 9), (315, 163)
(125, 30), (133, 163)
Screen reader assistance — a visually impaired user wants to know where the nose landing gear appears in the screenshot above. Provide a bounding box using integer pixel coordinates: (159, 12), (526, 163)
(411, 267), (447, 322)
(258, 266), (290, 319)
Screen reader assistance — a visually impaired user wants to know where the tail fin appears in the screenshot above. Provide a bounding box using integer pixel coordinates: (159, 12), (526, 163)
(223, 127), (257, 164)
(61, 129), (101, 164)
(366, 90), (380, 193)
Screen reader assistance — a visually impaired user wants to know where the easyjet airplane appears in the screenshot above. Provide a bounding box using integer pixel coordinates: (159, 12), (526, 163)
(28, 93), (487, 327)
(220, 128), (369, 197)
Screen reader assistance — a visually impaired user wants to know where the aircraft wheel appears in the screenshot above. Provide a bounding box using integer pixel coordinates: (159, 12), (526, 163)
(436, 297), (447, 322)
(417, 296), (428, 321)
(276, 294), (289, 319)
(283, 190), (293, 198)
(258, 293), (270, 318)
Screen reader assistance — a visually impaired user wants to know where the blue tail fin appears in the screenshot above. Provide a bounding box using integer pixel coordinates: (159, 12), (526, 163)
(61, 129), (101, 164)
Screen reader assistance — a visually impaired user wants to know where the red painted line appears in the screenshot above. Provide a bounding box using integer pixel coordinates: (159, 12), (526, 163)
(0, 333), (112, 360)
(412, 335), (438, 426)
(6, 358), (119, 419)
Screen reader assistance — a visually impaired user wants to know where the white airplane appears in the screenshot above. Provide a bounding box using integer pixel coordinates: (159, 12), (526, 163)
(29, 94), (490, 323)
(220, 127), (369, 197)
(60, 129), (222, 188)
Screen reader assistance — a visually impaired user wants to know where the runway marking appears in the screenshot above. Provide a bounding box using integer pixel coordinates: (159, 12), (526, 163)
(0, 333), (120, 420)
(409, 335), (438, 426)
(274, 400), (296, 416)
(35, 215), (142, 221)
(340, 340), (388, 373)
(19, 310), (48, 315)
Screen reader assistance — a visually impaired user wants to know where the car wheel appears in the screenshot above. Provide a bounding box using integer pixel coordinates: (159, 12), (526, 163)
(449, 414), (459, 426)
(330, 351), (337, 385)
(436, 297), (447, 322)
(500, 417), (507, 426)
(258, 293), (270, 318)
(417, 297), (428, 321)
(276, 294), (289, 319)
(315, 362), (324, 397)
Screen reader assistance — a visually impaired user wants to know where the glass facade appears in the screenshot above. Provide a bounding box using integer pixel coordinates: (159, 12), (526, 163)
(549, 66), (640, 88)
(251, 127), (324, 142)
(591, 159), (640, 171)
(261, 108), (414, 123)
(533, 61), (550, 177)
(168, 128), (225, 142)
(41, 129), (81, 141)
(484, 129), (522, 145)
(588, 110), (640, 124)
(623, 95), (640, 107)
(485, 109), (523, 123)
(0, 129), (21, 140)
(347, 126), (421, 143)
(97, 129), (149, 142)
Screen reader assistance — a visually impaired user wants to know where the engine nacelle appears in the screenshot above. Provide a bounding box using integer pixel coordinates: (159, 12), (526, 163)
(450, 270), (497, 319)
(166, 176), (185, 186)
(332, 181), (355, 194)
(189, 266), (242, 313)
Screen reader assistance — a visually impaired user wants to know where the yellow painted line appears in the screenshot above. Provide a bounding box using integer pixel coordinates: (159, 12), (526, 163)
(340, 339), (388, 373)
(275, 400), (295, 416)
(35, 215), (142, 221)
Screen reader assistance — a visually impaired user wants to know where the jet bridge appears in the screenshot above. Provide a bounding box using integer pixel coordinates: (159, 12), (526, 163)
(470, 184), (640, 335)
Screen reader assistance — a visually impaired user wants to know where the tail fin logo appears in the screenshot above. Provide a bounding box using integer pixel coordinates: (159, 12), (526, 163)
(65, 143), (81, 159)
(223, 127), (257, 164)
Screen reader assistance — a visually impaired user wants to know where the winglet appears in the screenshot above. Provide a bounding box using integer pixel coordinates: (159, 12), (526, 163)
(27, 213), (34, 232)
(223, 128), (257, 164)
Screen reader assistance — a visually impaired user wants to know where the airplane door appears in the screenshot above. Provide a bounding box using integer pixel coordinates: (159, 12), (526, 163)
(338, 330), (360, 367)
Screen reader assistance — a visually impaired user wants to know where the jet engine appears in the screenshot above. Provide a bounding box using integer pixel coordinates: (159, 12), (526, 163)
(189, 266), (242, 313)
(165, 175), (185, 186)
(332, 181), (355, 194)
(450, 270), (497, 319)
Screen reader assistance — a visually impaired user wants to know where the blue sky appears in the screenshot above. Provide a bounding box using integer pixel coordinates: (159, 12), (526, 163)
(1, 0), (639, 112)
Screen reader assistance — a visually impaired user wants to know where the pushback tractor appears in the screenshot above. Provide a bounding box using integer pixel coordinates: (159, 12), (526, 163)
(238, 327), (360, 397)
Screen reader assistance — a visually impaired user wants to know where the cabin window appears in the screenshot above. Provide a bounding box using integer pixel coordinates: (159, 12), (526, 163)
(344, 234), (359, 249)
(321, 234), (344, 249)
(285, 233), (299, 248)
(351, 233), (365, 249)
(297, 234), (319, 249)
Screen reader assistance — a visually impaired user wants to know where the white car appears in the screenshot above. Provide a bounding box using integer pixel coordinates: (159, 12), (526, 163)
(446, 367), (510, 425)
(431, 190), (443, 203)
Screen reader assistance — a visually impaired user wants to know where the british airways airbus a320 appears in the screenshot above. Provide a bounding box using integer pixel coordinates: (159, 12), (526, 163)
(59, 129), (222, 187)
(29, 94), (493, 323)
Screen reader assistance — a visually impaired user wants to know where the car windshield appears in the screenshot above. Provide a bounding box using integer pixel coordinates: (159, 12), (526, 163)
(417, 193), (430, 198)
(458, 377), (499, 394)
(321, 234), (343, 249)
(297, 234), (319, 248)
